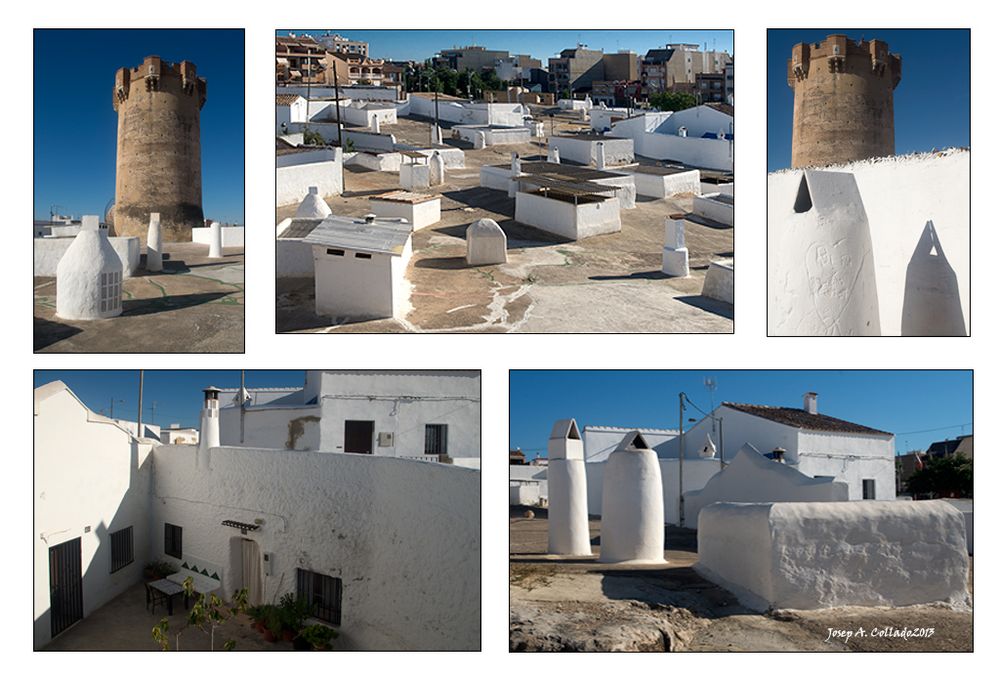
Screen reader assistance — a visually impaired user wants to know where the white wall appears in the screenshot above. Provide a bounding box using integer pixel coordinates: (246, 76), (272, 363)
(317, 371), (481, 464)
(192, 226), (244, 248)
(34, 383), (154, 649)
(583, 427), (677, 462)
(630, 168), (701, 198)
(453, 125), (532, 146)
(585, 457), (718, 525)
(548, 137), (634, 167)
(767, 150), (970, 335)
(683, 445), (849, 529)
(219, 405), (321, 451)
(151, 445), (480, 650)
(278, 85), (400, 101)
(35, 236), (139, 278)
(514, 192), (621, 240)
(276, 149), (344, 207)
(692, 193), (734, 226)
(312, 240), (411, 321)
(696, 501), (970, 611)
(610, 111), (733, 171)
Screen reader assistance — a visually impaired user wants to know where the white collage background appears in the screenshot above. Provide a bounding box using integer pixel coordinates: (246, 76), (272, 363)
(10, 0), (994, 675)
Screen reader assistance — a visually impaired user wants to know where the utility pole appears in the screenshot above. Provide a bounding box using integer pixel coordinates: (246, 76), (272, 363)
(434, 89), (440, 146)
(240, 369), (246, 444)
(137, 370), (144, 439)
(704, 376), (717, 433)
(332, 56), (344, 149)
(678, 392), (685, 527)
(718, 417), (725, 471)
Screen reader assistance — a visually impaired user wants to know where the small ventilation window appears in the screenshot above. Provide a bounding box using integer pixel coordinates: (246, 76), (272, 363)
(629, 432), (649, 449)
(327, 248), (345, 257)
(355, 253), (372, 260)
(793, 175), (813, 213)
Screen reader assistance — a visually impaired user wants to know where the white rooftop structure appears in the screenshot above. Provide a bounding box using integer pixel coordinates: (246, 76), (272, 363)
(55, 216), (123, 320)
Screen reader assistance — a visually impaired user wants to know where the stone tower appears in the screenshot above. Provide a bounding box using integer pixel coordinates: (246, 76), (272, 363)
(788, 35), (901, 168)
(113, 56), (207, 242)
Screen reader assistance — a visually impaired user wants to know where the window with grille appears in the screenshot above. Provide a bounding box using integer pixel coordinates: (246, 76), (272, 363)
(425, 424), (448, 455)
(110, 526), (133, 573)
(296, 568), (342, 626)
(164, 523), (183, 559)
(98, 271), (122, 314)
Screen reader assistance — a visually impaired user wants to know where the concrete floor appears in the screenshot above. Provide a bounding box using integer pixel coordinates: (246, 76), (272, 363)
(42, 582), (291, 651)
(34, 242), (244, 353)
(509, 507), (973, 652)
(276, 113), (733, 334)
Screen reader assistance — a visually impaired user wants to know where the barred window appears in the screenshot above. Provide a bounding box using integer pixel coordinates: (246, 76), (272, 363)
(164, 523), (183, 559)
(425, 424), (448, 455)
(296, 568), (342, 626)
(110, 526), (133, 573)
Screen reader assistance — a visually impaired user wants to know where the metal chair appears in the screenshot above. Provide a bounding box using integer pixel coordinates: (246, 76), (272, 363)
(145, 582), (169, 614)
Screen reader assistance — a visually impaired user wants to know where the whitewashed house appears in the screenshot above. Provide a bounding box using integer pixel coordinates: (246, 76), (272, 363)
(34, 381), (155, 649)
(657, 392), (896, 501)
(34, 378), (482, 651)
(218, 370), (481, 468)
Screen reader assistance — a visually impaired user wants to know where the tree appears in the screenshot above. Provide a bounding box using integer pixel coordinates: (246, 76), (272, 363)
(151, 577), (249, 651)
(649, 91), (698, 112)
(907, 453), (973, 499)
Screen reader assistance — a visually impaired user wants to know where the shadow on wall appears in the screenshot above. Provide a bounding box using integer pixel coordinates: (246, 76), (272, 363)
(901, 220), (966, 336)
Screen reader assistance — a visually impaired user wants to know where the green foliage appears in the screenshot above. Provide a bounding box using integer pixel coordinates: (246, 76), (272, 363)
(302, 129), (326, 146)
(278, 593), (313, 632)
(908, 453), (973, 498)
(150, 585), (249, 651)
(299, 624), (339, 650)
(649, 91), (698, 112)
(344, 138), (356, 153)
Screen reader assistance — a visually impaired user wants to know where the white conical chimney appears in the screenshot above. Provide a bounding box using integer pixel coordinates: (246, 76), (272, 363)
(803, 391), (818, 415)
(599, 430), (666, 564)
(546, 418), (591, 556)
(197, 386), (221, 469)
(208, 221), (223, 258)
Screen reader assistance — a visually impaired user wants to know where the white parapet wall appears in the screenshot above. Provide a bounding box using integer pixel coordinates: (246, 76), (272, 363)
(369, 193), (441, 230)
(276, 148), (344, 207)
(548, 136), (634, 167)
(683, 444), (848, 529)
(701, 259), (734, 305)
(768, 149), (970, 336)
(514, 192), (621, 240)
(480, 166), (514, 192)
(192, 225), (244, 248)
(452, 125), (532, 146)
(346, 151), (403, 172)
(34, 236), (140, 278)
(630, 167), (701, 199)
(696, 500), (971, 612)
(152, 445), (481, 651)
(692, 192), (734, 226)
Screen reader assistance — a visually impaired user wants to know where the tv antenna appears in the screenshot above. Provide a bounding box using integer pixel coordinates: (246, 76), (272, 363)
(704, 376), (717, 432)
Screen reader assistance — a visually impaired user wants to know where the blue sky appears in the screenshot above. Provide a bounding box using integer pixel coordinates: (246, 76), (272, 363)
(281, 30), (733, 63)
(35, 371), (305, 429)
(510, 370), (973, 458)
(767, 29), (970, 171)
(34, 29), (245, 222)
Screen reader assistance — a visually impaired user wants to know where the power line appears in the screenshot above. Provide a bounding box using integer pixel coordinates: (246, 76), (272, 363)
(894, 423), (972, 436)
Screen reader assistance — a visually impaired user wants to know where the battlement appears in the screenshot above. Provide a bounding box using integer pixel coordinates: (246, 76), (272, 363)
(787, 35), (901, 89)
(113, 55), (208, 111)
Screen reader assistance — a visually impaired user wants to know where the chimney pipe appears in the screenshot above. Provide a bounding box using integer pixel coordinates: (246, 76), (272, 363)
(197, 386), (221, 469)
(803, 392), (818, 415)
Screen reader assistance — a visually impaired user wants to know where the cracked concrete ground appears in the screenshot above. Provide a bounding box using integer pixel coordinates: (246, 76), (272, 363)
(34, 242), (244, 353)
(509, 508), (972, 652)
(276, 113), (733, 333)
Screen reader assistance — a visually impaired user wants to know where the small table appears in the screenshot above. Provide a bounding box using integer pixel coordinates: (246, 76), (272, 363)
(148, 578), (187, 616)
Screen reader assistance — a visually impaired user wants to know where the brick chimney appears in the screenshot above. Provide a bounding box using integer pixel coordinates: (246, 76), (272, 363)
(803, 392), (818, 415)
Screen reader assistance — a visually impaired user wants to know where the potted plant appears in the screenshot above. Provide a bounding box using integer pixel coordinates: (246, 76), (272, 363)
(263, 607), (283, 643)
(247, 605), (265, 633)
(278, 594), (310, 642)
(299, 624), (338, 651)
